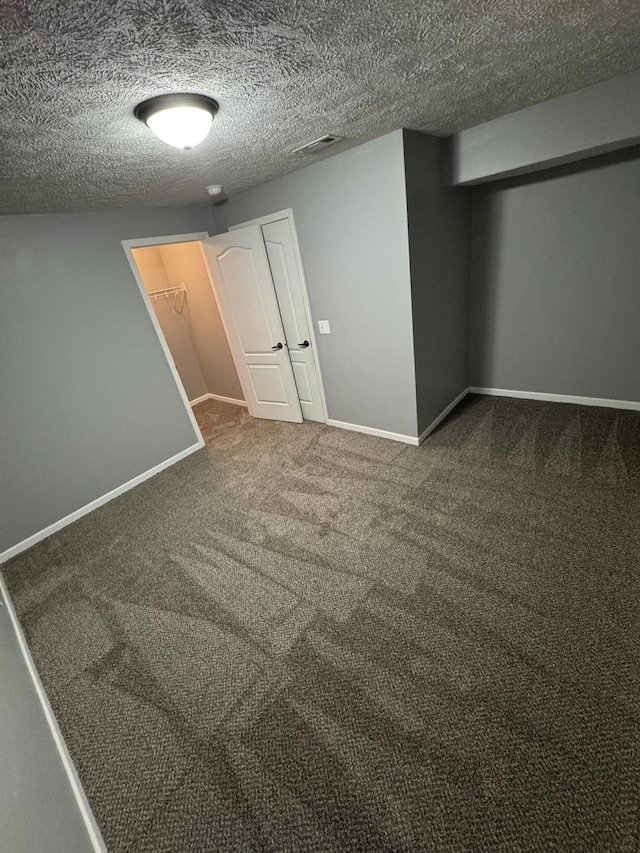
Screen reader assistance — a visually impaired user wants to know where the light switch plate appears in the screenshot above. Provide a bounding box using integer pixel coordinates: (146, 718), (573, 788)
(318, 320), (331, 334)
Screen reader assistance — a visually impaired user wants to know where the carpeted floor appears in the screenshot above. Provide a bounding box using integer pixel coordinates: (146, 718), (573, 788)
(4, 395), (640, 852)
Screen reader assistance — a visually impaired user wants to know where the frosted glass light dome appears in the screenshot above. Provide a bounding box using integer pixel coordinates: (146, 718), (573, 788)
(135, 94), (219, 150)
(146, 105), (213, 149)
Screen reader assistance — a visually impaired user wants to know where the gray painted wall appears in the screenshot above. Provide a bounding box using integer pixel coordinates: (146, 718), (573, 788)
(0, 205), (211, 555)
(213, 131), (418, 437)
(0, 587), (98, 852)
(452, 69), (640, 185)
(469, 151), (640, 401)
(403, 131), (471, 435)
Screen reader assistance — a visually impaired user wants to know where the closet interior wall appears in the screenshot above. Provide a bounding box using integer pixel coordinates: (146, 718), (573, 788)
(132, 243), (244, 404)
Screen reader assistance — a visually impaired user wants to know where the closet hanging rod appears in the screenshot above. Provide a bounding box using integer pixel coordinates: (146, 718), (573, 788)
(147, 285), (186, 300)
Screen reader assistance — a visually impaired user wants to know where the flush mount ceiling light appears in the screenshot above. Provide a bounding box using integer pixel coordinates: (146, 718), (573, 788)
(135, 94), (219, 150)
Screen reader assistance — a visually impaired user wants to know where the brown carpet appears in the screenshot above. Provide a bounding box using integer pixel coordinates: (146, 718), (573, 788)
(3, 395), (640, 852)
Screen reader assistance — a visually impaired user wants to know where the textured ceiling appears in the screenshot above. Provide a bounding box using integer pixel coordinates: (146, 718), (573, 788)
(1, 0), (640, 214)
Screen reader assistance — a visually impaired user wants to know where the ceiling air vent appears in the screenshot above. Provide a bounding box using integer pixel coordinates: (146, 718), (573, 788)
(293, 135), (342, 154)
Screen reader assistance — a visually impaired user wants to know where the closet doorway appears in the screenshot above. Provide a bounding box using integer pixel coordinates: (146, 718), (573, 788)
(122, 212), (327, 430)
(125, 234), (245, 433)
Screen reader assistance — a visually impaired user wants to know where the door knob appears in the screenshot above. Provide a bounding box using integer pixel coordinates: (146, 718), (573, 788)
(298, 340), (309, 348)
(271, 342), (283, 350)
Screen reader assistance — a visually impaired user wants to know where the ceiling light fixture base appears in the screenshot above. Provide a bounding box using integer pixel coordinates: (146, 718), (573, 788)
(135, 93), (219, 150)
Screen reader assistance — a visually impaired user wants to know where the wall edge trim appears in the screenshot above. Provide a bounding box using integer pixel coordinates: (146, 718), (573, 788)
(0, 439), (204, 564)
(0, 575), (108, 851)
(469, 387), (640, 411)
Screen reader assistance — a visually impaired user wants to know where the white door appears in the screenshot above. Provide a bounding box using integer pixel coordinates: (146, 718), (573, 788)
(202, 228), (303, 423)
(261, 219), (326, 423)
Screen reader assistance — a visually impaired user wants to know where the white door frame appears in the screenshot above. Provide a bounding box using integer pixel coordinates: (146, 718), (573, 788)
(229, 209), (329, 423)
(121, 232), (210, 446)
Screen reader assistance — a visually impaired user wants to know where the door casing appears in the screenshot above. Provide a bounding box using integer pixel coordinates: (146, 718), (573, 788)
(122, 213), (327, 431)
(122, 232), (209, 447)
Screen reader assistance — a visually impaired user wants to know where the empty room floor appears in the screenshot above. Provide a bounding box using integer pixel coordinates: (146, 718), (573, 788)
(3, 396), (640, 852)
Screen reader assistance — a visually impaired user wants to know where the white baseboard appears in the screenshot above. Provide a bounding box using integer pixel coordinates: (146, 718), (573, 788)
(0, 576), (108, 851)
(190, 393), (247, 408)
(418, 387), (470, 444)
(0, 439), (204, 565)
(326, 419), (420, 446)
(189, 393), (212, 406)
(469, 387), (640, 411)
